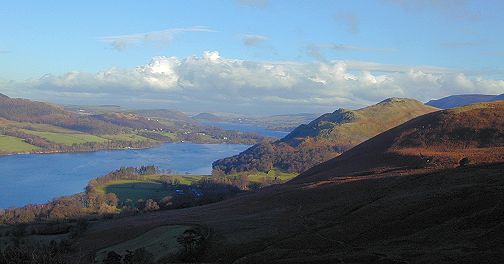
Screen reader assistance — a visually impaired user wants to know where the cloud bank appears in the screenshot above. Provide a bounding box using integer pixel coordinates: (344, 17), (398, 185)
(2, 51), (504, 114)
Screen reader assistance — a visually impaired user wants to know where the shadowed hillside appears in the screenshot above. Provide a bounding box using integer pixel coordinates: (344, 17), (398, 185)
(214, 98), (437, 174)
(295, 101), (504, 184)
(72, 102), (504, 264)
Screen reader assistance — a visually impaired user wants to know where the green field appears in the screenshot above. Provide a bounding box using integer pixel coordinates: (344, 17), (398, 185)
(0, 135), (41, 153)
(22, 130), (109, 145)
(98, 171), (296, 205)
(99, 175), (203, 203)
(229, 169), (298, 183)
(95, 225), (190, 262)
(14, 123), (81, 134)
(159, 132), (178, 141)
(101, 133), (154, 142)
(104, 181), (173, 203)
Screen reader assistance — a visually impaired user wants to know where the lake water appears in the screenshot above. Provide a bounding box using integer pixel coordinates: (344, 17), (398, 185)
(202, 121), (290, 138)
(0, 143), (250, 208)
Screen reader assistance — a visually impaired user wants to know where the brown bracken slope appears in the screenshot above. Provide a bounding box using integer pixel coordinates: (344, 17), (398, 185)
(76, 102), (504, 264)
(213, 98), (437, 174)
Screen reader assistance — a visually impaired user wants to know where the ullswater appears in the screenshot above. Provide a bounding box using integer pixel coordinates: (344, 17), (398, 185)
(0, 143), (250, 208)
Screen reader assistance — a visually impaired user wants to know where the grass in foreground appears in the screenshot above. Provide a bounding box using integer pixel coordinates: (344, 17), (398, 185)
(95, 225), (189, 262)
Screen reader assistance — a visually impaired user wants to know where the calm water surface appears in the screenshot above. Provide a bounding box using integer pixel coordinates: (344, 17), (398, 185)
(202, 121), (290, 138)
(0, 143), (250, 208)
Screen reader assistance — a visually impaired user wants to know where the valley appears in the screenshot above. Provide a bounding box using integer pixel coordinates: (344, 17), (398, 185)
(1, 100), (504, 263)
(0, 93), (268, 155)
(2, 2), (503, 263)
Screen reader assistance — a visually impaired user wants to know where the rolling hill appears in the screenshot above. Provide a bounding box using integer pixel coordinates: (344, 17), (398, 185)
(134, 109), (197, 125)
(0, 94), (124, 134)
(426, 94), (502, 109)
(213, 98), (438, 174)
(0, 95), (265, 155)
(192, 112), (224, 122)
(73, 101), (504, 263)
(294, 101), (504, 184)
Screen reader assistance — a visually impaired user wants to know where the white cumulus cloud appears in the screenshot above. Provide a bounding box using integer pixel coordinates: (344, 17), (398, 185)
(2, 51), (504, 114)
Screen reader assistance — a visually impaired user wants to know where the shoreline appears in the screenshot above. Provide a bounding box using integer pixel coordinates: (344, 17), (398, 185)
(0, 140), (254, 158)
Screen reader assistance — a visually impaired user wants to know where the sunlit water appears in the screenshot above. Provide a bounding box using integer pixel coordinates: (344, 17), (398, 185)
(0, 143), (250, 208)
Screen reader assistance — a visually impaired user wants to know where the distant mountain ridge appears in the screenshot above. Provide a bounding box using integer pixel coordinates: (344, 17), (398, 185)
(213, 98), (438, 174)
(426, 94), (503, 109)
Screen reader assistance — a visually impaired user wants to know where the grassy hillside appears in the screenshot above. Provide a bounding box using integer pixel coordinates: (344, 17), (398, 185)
(0, 135), (40, 153)
(0, 120), (158, 154)
(69, 102), (504, 263)
(95, 225), (189, 262)
(0, 96), (266, 155)
(214, 98), (438, 174)
(295, 101), (504, 184)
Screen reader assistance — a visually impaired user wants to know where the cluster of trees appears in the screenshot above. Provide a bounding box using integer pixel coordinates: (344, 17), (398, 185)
(103, 248), (155, 264)
(213, 141), (342, 174)
(86, 166), (159, 193)
(0, 240), (89, 264)
(0, 191), (118, 225)
(0, 170), (135, 225)
(0, 218), (91, 264)
(117, 179), (242, 216)
(0, 165), (247, 226)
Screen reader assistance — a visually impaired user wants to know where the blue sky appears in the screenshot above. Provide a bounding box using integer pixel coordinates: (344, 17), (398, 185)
(1, 0), (503, 114)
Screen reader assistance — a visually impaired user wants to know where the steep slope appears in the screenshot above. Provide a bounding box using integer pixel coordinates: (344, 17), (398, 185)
(0, 93), (9, 99)
(214, 98), (438, 173)
(295, 101), (504, 184)
(76, 101), (504, 263)
(426, 94), (499, 109)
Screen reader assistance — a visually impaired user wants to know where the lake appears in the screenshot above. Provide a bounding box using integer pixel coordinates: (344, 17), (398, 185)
(202, 121), (290, 138)
(0, 143), (250, 208)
